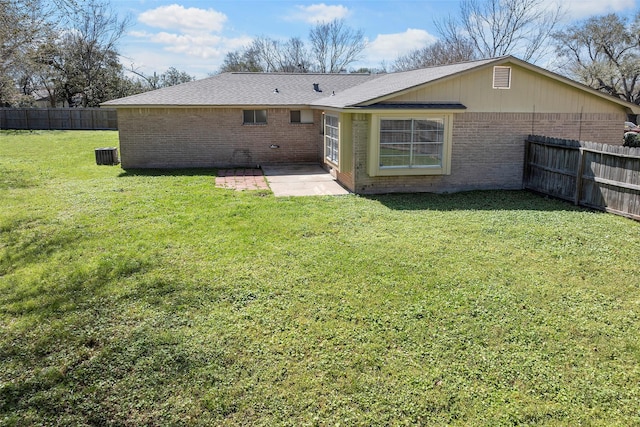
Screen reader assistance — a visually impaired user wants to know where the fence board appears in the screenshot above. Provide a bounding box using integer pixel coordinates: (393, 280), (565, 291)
(524, 135), (640, 221)
(0, 108), (117, 130)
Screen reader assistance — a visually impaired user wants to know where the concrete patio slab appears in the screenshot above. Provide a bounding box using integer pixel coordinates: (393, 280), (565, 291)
(262, 164), (350, 197)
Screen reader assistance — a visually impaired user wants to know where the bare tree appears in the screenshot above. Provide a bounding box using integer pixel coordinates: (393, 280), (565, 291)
(393, 39), (477, 71)
(219, 46), (265, 72)
(281, 37), (312, 72)
(217, 19), (365, 74)
(43, 0), (131, 106)
(309, 19), (367, 73)
(251, 36), (281, 72)
(219, 36), (311, 73)
(554, 13), (640, 105)
(244, 36), (310, 72)
(438, 0), (564, 63)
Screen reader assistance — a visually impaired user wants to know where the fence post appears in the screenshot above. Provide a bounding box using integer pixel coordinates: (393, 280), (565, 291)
(575, 147), (585, 206)
(522, 138), (531, 189)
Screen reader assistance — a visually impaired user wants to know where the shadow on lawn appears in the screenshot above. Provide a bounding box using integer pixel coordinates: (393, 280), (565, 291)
(368, 190), (595, 213)
(118, 168), (218, 178)
(0, 218), (81, 277)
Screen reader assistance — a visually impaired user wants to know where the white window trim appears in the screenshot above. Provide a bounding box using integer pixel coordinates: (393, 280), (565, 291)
(324, 114), (339, 166)
(368, 112), (453, 177)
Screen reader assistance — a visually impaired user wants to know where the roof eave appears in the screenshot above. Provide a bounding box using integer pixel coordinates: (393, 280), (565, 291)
(100, 103), (318, 109)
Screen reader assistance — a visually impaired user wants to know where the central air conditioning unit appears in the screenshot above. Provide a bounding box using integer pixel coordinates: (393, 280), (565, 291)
(95, 147), (119, 165)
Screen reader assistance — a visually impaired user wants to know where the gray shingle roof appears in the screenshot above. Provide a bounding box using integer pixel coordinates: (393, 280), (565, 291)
(312, 57), (501, 108)
(102, 57), (504, 108)
(101, 72), (379, 107)
(102, 56), (640, 114)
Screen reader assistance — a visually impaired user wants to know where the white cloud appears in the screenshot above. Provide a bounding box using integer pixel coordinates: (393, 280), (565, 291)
(130, 4), (252, 76)
(364, 29), (437, 65)
(128, 30), (151, 38)
(552, 0), (635, 20)
(139, 4), (227, 34)
(289, 3), (350, 23)
(131, 30), (252, 59)
(122, 49), (215, 78)
(151, 32), (225, 57)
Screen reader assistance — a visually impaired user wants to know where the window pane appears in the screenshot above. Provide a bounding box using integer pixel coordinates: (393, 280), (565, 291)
(381, 132), (408, 144)
(243, 110), (253, 123)
(412, 142), (443, 166)
(300, 110), (314, 123)
(380, 144), (411, 167)
(381, 119), (412, 131)
(255, 110), (267, 123)
(290, 110), (301, 123)
(414, 119), (444, 142)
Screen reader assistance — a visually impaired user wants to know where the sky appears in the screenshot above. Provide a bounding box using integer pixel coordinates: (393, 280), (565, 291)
(111, 0), (638, 79)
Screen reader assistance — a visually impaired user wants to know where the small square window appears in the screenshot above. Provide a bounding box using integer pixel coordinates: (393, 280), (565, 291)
(290, 109), (314, 124)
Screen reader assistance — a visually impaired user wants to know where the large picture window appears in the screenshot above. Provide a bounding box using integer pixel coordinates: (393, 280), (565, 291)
(379, 118), (444, 168)
(325, 114), (339, 164)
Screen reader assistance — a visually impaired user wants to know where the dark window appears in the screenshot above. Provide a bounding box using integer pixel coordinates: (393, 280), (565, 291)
(290, 110), (301, 123)
(243, 109), (267, 124)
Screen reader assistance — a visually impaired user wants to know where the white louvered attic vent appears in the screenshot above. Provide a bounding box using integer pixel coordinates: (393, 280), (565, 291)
(493, 66), (511, 89)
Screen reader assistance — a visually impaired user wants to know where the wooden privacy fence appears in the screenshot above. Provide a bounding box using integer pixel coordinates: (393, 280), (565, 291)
(524, 135), (640, 220)
(0, 108), (117, 130)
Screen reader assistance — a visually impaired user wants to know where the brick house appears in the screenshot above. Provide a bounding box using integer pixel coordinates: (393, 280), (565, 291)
(102, 56), (640, 194)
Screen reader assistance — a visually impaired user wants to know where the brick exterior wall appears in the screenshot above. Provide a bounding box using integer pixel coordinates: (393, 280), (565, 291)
(350, 112), (624, 194)
(117, 107), (324, 168)
(117, 105), (624, 195)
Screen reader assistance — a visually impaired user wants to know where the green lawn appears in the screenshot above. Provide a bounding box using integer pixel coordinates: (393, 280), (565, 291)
(1, 130), (640, 426)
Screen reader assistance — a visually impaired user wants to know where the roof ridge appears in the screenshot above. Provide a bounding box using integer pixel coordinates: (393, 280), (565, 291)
(391, 56), (511, 74)
(228, 72), (373, 76)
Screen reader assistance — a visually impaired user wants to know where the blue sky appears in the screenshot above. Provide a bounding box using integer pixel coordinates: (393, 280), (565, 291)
(112, 0), (638, 78)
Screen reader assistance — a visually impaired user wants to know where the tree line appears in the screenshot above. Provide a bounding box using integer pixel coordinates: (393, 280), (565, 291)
(2, 0), (639, 108)
(219, 19), (367, 73)
(222, 0), (640, 108)
(0, 0), (195, 107)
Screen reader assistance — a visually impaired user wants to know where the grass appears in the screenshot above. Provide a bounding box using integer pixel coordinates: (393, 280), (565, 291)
(1, 130), (640, 426)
